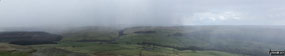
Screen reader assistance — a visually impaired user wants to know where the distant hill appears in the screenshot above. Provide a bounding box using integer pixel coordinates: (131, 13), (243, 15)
(0, 31), (62, 45)
(61, 26), (120, 42)
(61, 26), (285, 56)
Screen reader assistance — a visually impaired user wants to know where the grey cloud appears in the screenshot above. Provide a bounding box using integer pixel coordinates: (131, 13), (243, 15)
(0, 0), (285, 27)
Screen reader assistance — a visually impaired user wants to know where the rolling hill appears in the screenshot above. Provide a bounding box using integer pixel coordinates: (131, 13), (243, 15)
(1, 26), (285, 56)
(59, 26), (285, 56)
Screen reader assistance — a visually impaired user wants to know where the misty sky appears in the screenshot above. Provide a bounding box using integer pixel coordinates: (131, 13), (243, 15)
(0, 0), (285, 27)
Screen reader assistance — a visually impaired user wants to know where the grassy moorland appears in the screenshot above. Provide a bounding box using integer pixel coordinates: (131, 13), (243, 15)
(30, 42), (243, 56)
(1, 26), (285, 56)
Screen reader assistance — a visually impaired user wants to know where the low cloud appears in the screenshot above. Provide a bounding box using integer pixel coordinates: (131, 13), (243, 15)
(0, 0), (285, 27)
(182, 10), (243, 25)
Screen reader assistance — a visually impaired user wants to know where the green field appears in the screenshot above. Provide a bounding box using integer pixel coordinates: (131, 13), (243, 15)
(0, 42), (243, 56)
(31, 42), (244, 56)
(2, 26), (284, 56)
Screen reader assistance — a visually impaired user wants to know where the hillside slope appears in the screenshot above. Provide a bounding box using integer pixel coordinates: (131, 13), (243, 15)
(60, 26), (285, 56)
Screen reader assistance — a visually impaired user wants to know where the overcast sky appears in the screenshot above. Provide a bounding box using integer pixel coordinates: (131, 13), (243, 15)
(0, 0), (285, 27)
